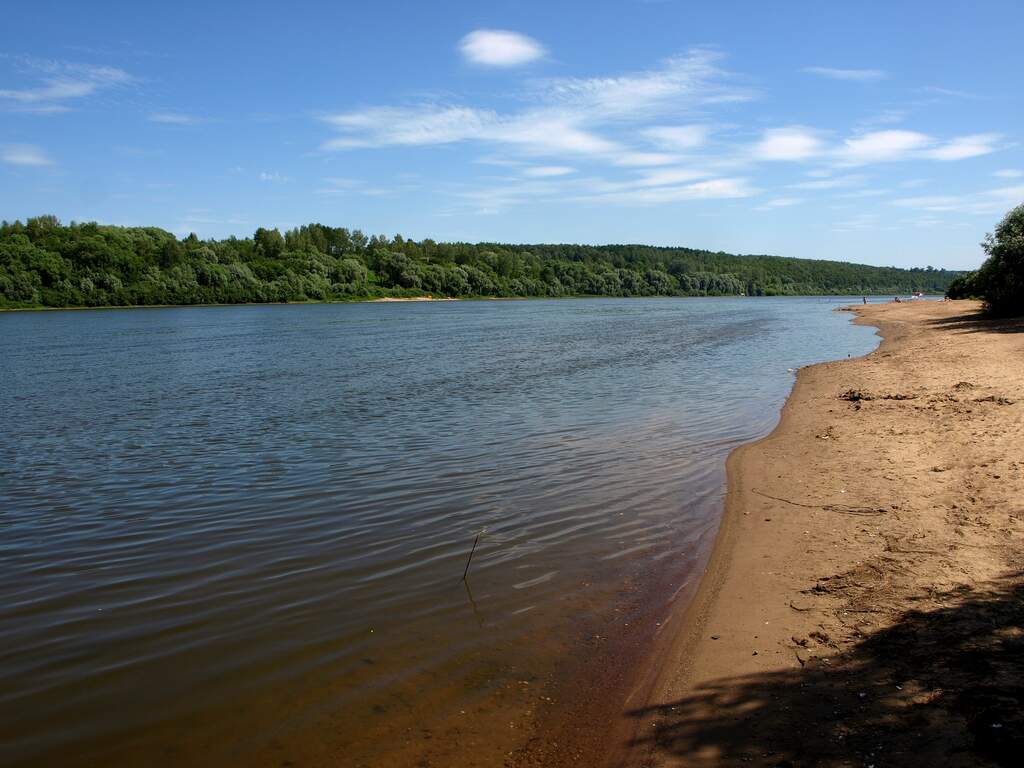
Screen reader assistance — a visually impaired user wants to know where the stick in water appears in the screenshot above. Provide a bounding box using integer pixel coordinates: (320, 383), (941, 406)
(462, 530), (483, 582)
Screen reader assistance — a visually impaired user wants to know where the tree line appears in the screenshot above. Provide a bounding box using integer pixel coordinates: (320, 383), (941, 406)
(0, 215), (962, 309)
(945, 204), (1024, 316)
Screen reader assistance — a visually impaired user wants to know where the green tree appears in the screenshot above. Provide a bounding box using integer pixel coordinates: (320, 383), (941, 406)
(974, 204), (1024, 316)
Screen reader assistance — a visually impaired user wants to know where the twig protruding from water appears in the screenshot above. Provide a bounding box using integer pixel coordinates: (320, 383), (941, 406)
(462, 530), (484, 582)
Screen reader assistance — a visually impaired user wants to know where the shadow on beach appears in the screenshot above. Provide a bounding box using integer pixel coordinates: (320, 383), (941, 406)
(627, 573), (1024, 767)
(924, 310), (1024, 335)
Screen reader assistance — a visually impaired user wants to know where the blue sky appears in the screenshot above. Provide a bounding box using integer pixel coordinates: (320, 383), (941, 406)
(1, 0), (1022, 269)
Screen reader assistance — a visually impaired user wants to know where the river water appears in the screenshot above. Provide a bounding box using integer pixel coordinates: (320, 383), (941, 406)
(0, 297), (879, 767)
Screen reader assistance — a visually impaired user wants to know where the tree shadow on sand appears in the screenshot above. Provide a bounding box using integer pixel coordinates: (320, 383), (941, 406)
(627, 574), (1024, 767)
(925, 310), (1024, 335)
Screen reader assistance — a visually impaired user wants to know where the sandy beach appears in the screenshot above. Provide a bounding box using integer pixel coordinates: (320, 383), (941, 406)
(622, 300), (1024, 767)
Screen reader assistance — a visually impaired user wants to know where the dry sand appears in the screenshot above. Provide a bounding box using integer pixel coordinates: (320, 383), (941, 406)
(621, 300), (1024, 767)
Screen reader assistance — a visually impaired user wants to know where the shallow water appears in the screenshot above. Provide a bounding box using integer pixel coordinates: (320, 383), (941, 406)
(0, 297), (879, 766)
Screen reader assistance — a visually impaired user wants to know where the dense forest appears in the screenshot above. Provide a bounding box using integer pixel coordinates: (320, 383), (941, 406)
(0, 216), (960, 309)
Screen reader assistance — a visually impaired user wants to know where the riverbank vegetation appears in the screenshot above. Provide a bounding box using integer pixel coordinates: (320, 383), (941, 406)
(945, 204), (1024, 316)
(1, 216), (961, 309)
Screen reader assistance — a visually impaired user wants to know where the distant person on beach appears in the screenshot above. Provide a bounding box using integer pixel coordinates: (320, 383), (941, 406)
(863, 296), (867, 304)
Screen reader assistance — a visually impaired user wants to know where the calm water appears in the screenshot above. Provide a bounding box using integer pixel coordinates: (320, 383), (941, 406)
(0, 298), (879, 767)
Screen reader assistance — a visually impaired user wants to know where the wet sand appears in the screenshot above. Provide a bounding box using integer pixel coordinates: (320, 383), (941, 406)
(628, 300), (1024, 767)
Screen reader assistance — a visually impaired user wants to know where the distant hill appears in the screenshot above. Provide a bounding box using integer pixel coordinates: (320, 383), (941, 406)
(0, 216), (961, 308)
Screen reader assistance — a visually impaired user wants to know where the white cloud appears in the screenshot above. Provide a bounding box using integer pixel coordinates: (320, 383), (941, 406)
(634, 167), (708, 187)
(755, 127), (823, 161)
(891, 195), (965, 211)
(901, 215), (946, 227)
(613, 152), (679, 167)
(922, 133), (1000, 161)
(836, 130), (1001, 165)
(994, 169), (1023, 178)
(523, 165), (575, 177)
(0, 60), (132, 111)
(838, 130), (931, 164)
(1, 143), (53, 166)
(492, 113), (619, 154)
(322, 106), (487, 147)
(539, 50), (748, 119)
(803, 66), (886, 82)
(259, 171), (291, 182)
(756, 197), (803, 210)
(148, 111), (202, 125)
(832, 213), (881, 232)
(579, 177), (755, 205)
(319, 50), (746, 163)
(321, 105), (617, 156)
(458, 29), (545, 67)
(788, 175), (865, 190)
(837, 189), (889, 199)
(923, 86), (976, 99)
(642, 124), (710, 149)
(857, 109), (906, 128)
(892, 185), (1024, 215)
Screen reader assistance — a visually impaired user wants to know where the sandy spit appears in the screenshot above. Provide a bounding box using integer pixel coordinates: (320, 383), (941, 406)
(370, 296), (458, 302)
(621, 300), (1024, 768)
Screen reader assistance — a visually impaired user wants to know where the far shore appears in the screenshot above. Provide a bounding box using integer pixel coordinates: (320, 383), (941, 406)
(618, 300), (1024, 767)
(0, 293), (940, 313)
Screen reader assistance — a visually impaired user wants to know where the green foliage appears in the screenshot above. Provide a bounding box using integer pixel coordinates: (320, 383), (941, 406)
(943, 205), (1024, 315)
(945, 271), (980, 300)
(0, 217), (964, 309)
(975, 204), (1024, 316)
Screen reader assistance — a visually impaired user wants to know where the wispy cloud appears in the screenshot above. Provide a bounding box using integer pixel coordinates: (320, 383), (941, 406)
(642, 124), (710, 149)
(900, 215), (947, 227)
(838, 130), (931, 163)
(458, 29), (546, 67)
(313, 176), (390, 197)
(259, 171), (291, 182)
(994, 169), (1023, 179)
(577, 177), (756, 205)
(754, 127), (824, 161)
(788, 174), (865, 190)
(837, 130), (1001, 164)
(148, 111), (203, 125)
(892, 185), (1024, 215)
(804, 66), (886, 82)
(323, 105), (618, 155)
(755, 196), (803, 210)
(922, 86), (977, 99)
(522, 165), (575, 177)
(613, 152), (680, 167)
(922, 133), (1001, 161)
(320, 49), (747, 162)
(1, 143), (54, 166)
(0, 59), (132, 112)
(312, 44), (1005, 219)
(832, 213), (882, 232)
(536, 49), (750, 119)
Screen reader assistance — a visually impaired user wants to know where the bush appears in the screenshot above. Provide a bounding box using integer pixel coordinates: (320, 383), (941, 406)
(946, 271), (980, 300)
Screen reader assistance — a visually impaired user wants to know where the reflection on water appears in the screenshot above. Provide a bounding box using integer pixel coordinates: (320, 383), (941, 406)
(0, 297), (878, 766)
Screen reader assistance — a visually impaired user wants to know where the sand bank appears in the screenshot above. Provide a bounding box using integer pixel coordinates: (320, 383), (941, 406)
(370, 296), (458, 302)
(623, 300), (1024, 767)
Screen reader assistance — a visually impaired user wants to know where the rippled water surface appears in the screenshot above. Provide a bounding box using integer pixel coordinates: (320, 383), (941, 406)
(0, 298), (879, 766)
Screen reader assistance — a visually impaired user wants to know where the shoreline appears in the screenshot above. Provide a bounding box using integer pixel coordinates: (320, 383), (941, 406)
(0, 294), (934, 313)
(626, 300), (1024, 766)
